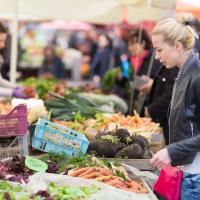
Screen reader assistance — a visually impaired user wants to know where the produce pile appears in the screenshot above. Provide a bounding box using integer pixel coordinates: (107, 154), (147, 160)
(54, 112), (161, 142)
(0, 76), (160, 198)
(68, 167), (147, 193)
(40, 153), (148, 194)
(99, 112), (161, 138)
(28, 105), (48, 124)
(40, 152), (128, 178)
(0, 180), (100, 200)
(88, 129), (151, 159)
(0, 156), (32, 184)
(0, 153), (148, 195)
(22, 77), (66, 99)
(45, 93), (114, 121)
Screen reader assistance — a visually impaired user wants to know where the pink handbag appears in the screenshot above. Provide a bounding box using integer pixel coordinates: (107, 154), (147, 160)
(153, 164), (183, 200)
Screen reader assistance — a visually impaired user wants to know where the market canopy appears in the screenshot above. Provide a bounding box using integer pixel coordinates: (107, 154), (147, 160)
(0, 0), (177, 83)
(0, 0), (176, 23)
(176, 0), (200, 20)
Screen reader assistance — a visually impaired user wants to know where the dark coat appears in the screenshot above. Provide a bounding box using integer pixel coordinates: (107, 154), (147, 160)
(90, 47), (112, 77)
(167, 52), (200, 166)
(40, 56), (65, 79)
(148, 65), (179, 144)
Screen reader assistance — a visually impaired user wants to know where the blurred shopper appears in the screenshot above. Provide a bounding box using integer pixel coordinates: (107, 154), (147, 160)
(39, 45), (65, 79)
(128, 29), (157, 76)
(150, 15), (200, 199)
(138, 65), (178, 145)
(127, 29), (159, 114)
(0, 22), (26, 98)
(90, 34), (112, 79)
(1, 33), (11, 80)
(113, 27), (129, 68)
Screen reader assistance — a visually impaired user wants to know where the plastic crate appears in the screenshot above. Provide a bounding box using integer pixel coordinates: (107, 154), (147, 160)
(32, 118), (89, 156)
(0, 135), (29, 161)
(0, 104), (27, 136)
(0, 146), (21, 160)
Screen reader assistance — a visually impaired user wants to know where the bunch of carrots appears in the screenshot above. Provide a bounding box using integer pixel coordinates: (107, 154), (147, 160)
(100, 113), (153, 129)
(68, 167), (148, 193)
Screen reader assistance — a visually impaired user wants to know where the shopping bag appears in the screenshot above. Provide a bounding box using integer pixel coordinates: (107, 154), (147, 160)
(153, 164), (183, 200)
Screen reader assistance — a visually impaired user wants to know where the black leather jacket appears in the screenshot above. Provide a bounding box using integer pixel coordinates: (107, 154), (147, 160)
(167, 52), (200, 166)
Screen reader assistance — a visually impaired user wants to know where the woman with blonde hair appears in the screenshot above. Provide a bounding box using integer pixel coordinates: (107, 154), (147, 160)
(150, 14), (200, 199)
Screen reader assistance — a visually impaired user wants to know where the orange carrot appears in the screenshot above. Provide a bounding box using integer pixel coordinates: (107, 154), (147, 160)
(103, 179), (123, 186)
(115, 184), (132, 192)
(82, 172), (102, 179)
(68, 167), (90, 177)
(95, 175), (112, 182)
(78, 168), (96, 177)
(96, 168), (113, 176)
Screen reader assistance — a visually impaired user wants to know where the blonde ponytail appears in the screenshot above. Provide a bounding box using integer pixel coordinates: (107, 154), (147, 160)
(152, 13), (196, 50)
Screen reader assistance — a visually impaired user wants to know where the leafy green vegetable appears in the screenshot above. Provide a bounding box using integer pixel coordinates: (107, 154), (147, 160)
(101, 68), (121, 90)
(80, 184), (100, 196)
(45, 92), (114, 121)
(101, 135), (120, 144)
(47, 182), (100, 200)
(21, 77), (59, 98)
(0, 181), (22, 192)
(0, 182), (100, 200)
(0, 181), (24, 200)
(74, 112), (86, 124)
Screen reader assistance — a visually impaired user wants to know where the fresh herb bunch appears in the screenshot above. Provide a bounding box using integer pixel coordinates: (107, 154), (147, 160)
(101, 135), (120, 144)
(40, 152), (128, 180)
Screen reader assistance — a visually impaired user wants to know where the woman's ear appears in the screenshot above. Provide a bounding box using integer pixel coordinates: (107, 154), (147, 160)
(175, 40), (183, 53)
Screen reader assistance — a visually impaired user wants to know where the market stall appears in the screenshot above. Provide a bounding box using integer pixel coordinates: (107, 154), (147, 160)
(0, 76), (164, 199)
(0, 1), (183, 198)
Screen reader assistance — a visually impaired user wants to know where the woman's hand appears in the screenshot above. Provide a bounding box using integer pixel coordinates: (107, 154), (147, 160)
(138, 75), (153, 93)
(12, 87), (27, 99)
(150, 148), (171, 169)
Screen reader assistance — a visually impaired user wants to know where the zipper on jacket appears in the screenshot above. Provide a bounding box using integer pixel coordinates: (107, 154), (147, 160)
(168, 77), (178, 144)
(189, 121), (194, 136)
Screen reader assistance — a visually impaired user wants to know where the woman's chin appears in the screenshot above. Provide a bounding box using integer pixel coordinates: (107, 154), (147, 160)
(165, 64), (174, 69)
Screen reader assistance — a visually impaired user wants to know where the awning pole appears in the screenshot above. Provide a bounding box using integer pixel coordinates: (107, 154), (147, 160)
(10, 0), (19, 83)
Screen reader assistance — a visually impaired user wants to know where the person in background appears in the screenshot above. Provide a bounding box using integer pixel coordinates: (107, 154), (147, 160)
(150, 15), (200, 199)
(39, 45), (65, 79)
(128, 29), (157, 77)
(113, 27), (129, 68)
(127, 29), (161, 115)
(90, 34), (112, 79)
(1, 32), (11, 80)
(0, 22), (26, 98)
(138, 64), (178, 145)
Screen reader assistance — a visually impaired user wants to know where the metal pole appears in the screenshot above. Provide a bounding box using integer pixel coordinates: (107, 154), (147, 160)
(136, 50), (155, 115)
(10, 0), (19, 83)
